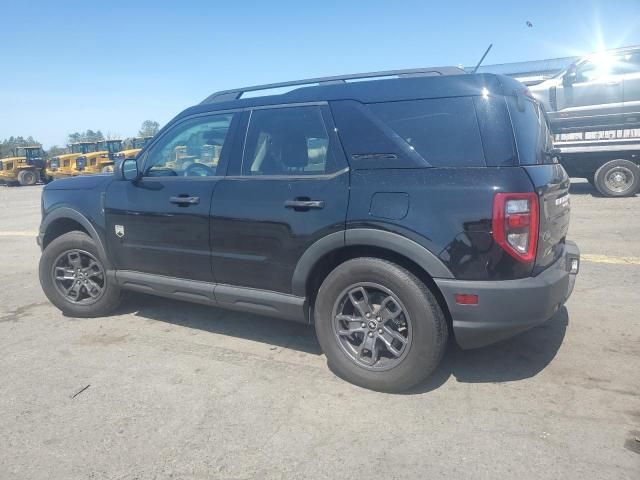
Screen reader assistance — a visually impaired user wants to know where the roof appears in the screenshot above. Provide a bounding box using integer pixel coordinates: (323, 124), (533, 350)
(201, 66), (466, 104)
(467, 44), (640, 79)
(469, 56), (579, 76)
(176, 71), (519, 122)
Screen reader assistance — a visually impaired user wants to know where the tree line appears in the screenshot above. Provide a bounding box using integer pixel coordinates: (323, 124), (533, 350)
(0, 120), (160, 158)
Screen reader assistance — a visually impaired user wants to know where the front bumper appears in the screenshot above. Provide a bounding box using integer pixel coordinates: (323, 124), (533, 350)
(435, 240), (579, 349)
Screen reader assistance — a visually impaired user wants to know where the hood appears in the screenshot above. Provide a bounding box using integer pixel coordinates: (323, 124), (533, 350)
(44, 173), (113, 190)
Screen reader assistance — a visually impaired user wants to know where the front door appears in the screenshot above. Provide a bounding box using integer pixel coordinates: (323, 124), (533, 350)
(105, 112), (238, 281)
(558, 56), (624, 119)
(211, 105), (349, 294)
(621, 50), (640, 121)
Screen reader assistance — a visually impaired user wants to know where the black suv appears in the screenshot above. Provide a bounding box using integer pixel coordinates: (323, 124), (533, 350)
(38, 68), (580, 392)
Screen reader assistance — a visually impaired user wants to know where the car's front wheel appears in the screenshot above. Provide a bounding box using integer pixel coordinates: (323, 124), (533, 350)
(39, 231), (121, 317)
(314, 258), (448, 392)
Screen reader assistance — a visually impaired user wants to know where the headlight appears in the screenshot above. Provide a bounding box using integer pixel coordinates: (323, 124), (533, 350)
(114, 152), (125, 159)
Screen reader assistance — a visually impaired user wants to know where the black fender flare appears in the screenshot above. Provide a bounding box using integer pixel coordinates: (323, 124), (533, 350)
(291, 228), (453, 297)
(40, 207), (112, 270)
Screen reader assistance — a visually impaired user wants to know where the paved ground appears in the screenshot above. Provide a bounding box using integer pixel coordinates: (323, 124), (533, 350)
(0, 181), (638, 479)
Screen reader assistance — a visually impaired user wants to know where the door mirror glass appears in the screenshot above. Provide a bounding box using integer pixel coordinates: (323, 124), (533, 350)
(119, 158), (139, 181)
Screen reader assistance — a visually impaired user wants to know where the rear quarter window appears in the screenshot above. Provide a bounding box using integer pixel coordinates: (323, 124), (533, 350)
(473, 96), (517, 167)
(506, 95), (554, 165)
(368, 97), (486, 167)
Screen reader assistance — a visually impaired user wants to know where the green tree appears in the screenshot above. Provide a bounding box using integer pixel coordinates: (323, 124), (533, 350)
(47, 145), (67, 156)
(0, 136), (42, 158)
(67, 130), (105, 144)
(138, 120), (160, 137)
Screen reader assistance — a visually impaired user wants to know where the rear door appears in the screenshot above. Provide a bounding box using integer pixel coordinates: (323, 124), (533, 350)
(105, 112), (238, 281)
(507, 94), (571, 272)
(210, 104), (349, 294)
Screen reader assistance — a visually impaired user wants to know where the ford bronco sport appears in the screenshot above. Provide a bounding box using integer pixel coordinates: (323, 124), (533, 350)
(38, 67), (580, 392)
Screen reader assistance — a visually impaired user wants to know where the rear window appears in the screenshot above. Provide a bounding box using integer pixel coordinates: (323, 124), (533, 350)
(368, 97), (486, 167)
(506, 95), (554, 165)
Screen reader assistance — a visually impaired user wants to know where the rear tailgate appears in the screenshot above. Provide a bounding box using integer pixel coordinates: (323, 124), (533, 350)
(506, 87), (571, 273)
(523, 164), (571, 272)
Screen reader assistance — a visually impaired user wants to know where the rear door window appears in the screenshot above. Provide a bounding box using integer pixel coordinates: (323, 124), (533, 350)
(242, 106), (336, 176)
(506, 95), (554, 165)
(368, 97), (486, 167)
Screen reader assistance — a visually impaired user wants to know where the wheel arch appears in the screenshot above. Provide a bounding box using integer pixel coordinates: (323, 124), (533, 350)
(292, 228), (454, 321)
(41, 208), (112, 269)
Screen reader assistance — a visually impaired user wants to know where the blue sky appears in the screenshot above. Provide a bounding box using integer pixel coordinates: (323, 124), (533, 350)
(2, 0), (640, 148)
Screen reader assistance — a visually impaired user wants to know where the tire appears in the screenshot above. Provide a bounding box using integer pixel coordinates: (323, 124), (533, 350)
(594, 159), (640, 197)
(314, 258), (448, 392)
(39, 231), (121, 317)
(18, 169), (37, 186)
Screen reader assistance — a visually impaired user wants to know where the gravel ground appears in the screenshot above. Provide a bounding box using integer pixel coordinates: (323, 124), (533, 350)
(0, 180), (638, 479)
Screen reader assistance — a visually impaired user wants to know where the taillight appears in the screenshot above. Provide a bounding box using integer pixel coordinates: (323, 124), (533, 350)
(492, 192), (539, 263)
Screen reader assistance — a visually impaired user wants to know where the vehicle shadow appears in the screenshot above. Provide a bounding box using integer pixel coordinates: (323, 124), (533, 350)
(405, 307), (569, 394)
(116, 293), (322, 355)
(569, 180), (601, 196)
(116, 294), (568, 393)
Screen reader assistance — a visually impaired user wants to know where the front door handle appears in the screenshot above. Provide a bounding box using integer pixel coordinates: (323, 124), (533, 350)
(605, 81), (620, 86)
(284, 199), (325, 211)
(170, 195), (200, 205)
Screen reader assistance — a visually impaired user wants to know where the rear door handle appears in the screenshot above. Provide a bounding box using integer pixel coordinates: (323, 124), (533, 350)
(284, 199), (325, 211)
(170, 195), (200, 205)
(605, 81), (620, 86)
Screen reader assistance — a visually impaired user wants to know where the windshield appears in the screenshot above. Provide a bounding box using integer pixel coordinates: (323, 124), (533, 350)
(82, 143), (96, 154)
(133, 138), (151, 149)
(107, 141), (123, 154)
(25, 149), (41, 161)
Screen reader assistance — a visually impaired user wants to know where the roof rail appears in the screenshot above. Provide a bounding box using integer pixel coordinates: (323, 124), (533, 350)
(201, 66), (466, 104)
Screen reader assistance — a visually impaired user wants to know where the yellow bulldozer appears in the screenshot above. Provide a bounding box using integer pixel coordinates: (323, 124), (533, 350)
(46, 142), (97, 180)
(0, 146), (47, 186)
(77, 139), (123, 175)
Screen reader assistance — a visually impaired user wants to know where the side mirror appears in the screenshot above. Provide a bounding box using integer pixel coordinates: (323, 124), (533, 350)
(563, 68), (577, 87)
(116, 158), (140, 181)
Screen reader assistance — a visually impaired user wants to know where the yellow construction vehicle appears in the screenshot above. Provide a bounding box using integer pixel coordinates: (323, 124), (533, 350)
(0, 146), (46, 186)
(77, 139), (123, 175)
(46, 142), (97, 180)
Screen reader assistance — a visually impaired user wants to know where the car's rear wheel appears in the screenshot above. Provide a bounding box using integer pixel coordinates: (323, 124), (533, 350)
(18, 169), (37, 186)
(594, 159), (640, 197)
(314, 258), (448, 392)
(39, 231), (121, 317)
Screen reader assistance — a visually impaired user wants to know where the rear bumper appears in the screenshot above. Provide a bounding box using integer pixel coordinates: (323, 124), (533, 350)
(435, 240), (579, 349)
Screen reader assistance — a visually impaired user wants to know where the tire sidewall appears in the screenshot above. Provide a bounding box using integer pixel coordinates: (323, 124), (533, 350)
(18, 170), (36, 186)
(594, 160), (640, 197)
(39, 231), (120, 317)
(314, 258), (446, 392)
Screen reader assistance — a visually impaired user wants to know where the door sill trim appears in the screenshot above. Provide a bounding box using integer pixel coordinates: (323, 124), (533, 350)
(115, 270), (308, 323)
